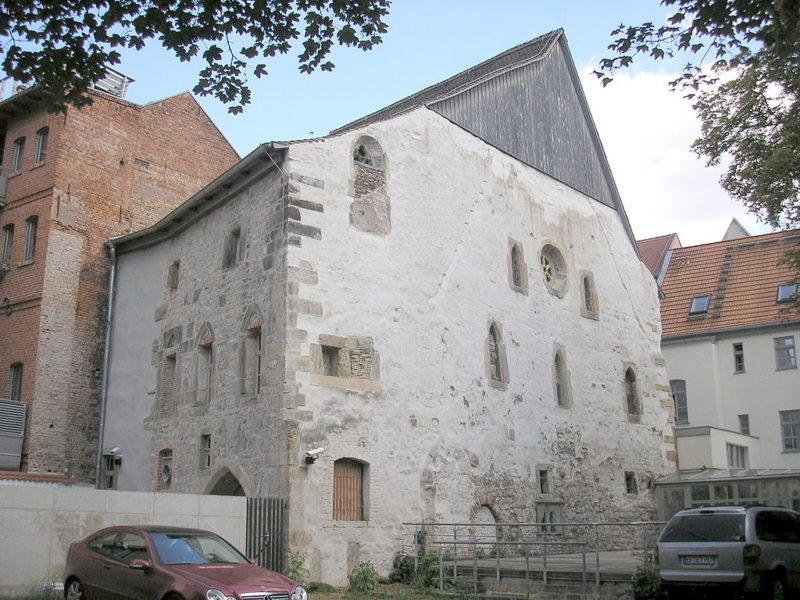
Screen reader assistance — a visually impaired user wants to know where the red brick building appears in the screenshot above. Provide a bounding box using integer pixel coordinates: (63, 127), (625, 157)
(0, 76), (239, 482)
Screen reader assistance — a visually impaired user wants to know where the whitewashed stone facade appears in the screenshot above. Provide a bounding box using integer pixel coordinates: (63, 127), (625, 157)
(103, 31), (676, 585)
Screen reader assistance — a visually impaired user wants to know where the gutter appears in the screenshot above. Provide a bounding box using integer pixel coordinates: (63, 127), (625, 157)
(95, 239), (118, 487)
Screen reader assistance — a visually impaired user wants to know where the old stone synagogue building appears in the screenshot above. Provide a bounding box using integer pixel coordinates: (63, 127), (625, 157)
(101, 30), (676, 582)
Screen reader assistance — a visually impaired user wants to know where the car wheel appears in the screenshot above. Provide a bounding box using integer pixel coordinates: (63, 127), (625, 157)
(764, 574), (787, 600)
(64, 579), (85, 600)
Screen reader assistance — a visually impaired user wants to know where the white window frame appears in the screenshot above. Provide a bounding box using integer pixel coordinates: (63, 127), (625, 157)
(781, 410), (800, 451)
(774, 336), (797, 370)
(12, 137), (25, 172)
(35, 127), (48, 164)
(670, 379), (688, 425)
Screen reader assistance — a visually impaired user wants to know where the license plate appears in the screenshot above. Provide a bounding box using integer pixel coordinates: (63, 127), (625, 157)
(681, 555), (716, 566)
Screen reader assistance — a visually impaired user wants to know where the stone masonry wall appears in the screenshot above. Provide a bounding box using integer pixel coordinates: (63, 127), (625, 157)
(104, 162), (293, 497)
(281, 108), (676, 585)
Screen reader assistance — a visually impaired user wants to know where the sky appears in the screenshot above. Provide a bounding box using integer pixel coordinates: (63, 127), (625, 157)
(43, 1), (778, 245)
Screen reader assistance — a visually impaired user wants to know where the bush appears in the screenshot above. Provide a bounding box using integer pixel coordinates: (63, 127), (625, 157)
(349, 561), (380, 593)
(632, 560), (664, 600)
(286, 551), (309, 586)
(414, 551), (451, 590)
(305, 581), (337, 593)
(388, 551), (416, 584)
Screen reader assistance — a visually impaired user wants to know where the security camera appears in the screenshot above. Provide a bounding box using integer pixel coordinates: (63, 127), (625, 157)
(304, 448), (324, 464)
(109, 447), (120, 456)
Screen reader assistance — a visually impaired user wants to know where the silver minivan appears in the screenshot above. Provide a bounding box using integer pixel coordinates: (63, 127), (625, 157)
(657, 506), (800, 599)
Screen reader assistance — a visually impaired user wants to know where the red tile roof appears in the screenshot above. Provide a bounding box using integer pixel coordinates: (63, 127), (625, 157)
(637, 233), (682, 278)
(660, 230), (800, 338)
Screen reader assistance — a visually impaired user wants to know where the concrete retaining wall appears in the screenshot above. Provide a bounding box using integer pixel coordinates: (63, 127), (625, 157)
(0, 484), (246, 598)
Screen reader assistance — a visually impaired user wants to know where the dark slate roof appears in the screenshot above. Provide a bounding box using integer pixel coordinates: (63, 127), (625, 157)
(331, 29), (561, 135)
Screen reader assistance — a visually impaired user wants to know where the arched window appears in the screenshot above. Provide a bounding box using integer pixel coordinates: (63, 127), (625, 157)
(240, 307), (263, 395)
(489, 325), (501, 381)
(486, 322), (508, 388)
(554, 351), (570, 407)
(511, 246), (522, 288)
(625, 368), (640, 416)
(580, 271), (599, 319)
(351, 136), (390, 234)
(156, 449), (173, 491)
(333, 458), (368, 521)
(196, 324), (214, 405)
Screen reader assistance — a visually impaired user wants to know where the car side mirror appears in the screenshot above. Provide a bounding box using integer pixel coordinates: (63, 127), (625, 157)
(249, 559), (257, 565)
(129, 559), (151, 571)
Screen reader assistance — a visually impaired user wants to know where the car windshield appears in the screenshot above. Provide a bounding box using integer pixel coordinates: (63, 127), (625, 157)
(660, 514), (746, 543)
(151, 533), (250, 565)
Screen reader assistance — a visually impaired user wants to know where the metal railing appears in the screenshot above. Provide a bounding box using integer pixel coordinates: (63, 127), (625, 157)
(402, 520), (667, 599)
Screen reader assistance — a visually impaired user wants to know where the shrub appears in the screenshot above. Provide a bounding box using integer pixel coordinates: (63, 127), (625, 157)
(286, 551), (309, 586)
(388, 551), (416, 584)
(632, 560), (664, 600)
(305, 581), (337, 593)
(349, 560), (380, 593)
(414, 551), (451, 590)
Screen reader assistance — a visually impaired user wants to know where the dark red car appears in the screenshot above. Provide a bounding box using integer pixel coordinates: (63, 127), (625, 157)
(63, 525), (308, 600)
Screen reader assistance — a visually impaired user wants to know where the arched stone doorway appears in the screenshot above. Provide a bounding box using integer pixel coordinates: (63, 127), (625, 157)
(206, 467), (245, 496)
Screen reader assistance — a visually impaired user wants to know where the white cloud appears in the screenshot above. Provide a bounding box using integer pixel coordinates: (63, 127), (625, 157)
(579, 69), (774, 246)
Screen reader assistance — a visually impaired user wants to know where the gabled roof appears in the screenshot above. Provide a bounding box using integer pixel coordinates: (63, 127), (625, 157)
(637, 233), (682, 279)
(660, 229), (800, 339)
(332, 29), (638, 251)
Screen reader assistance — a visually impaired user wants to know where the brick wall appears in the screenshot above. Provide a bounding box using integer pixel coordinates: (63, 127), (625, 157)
(0, 88), (239, 480)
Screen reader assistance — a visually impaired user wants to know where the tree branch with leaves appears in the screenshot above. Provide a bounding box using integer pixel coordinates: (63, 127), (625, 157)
(0, 0), (391, 113)
(596, 0), (800, 229)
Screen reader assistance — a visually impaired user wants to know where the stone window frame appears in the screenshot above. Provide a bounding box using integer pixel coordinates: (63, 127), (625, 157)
(310, 334), (381, 392)
(507, 238), (529, 295)
(537, 464), (553, 496)
(12, 137), (25, 173)
(157, 333), (180, 417)
(485, 321), (509, 390)
(156, 448), (173, 491)
(240, 306), (264, 396)
(624, 471), (639, 494)
(579, 270), (599, 320)
(35, 127), (49, 164)
(199, 433), (212, 470)
(540, 242), (568, 298)
(23, 215), (37, 262)
(350, 135), (390, 235)
(352, 135), (386, 171)
(167, 259), (180, 291)
(195, 323), (214, 405)
(10, 362), (23, 401)
(333, 457), (370, 521)
(2, 224), (13, 264)
(536, 502), (563, 533)
(623, 365), (641, 422)
(222, 226), (242, 269)
(553, 345), (572, 408)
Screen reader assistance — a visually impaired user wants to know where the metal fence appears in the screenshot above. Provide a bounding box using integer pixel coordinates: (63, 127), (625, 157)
(402, 521), (667, 599)
(246, 497), (287, 572)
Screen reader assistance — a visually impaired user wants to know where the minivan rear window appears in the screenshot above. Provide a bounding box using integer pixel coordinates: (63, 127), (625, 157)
(660, 514), (746, 542)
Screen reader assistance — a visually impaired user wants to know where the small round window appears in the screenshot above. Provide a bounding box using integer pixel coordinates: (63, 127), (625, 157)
(540, 244), (568, 297)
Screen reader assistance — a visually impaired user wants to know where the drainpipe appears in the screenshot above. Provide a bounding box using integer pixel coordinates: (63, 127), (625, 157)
(95, 239), (118, 487)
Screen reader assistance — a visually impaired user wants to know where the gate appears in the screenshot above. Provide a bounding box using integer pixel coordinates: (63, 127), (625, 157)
(246, 497), (287, 572)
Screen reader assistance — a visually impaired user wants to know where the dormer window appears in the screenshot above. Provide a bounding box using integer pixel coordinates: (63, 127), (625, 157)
(777, 283), (797, 303)
(689, 294), (711, 315)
